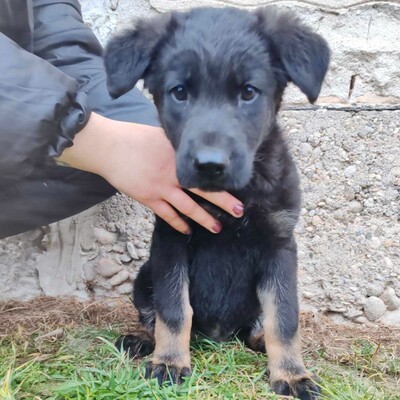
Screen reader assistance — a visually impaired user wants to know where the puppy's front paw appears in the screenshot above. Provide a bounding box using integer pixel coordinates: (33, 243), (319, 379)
(145, 361), (191, 385)
(271, 376), (320, 399)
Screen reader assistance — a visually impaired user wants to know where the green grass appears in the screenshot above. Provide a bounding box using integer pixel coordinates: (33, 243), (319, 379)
(0, 326), (399, 400)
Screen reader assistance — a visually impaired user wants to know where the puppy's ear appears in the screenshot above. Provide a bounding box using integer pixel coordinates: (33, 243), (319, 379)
(255, 7), (330, 103)
(104, 14), (175, 98)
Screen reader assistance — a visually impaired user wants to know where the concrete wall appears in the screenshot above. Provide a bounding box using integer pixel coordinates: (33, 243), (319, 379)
(1, 0), (399, 326)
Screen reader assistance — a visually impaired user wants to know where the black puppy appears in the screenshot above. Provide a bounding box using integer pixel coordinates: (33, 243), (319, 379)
(105, 7), (329, 399)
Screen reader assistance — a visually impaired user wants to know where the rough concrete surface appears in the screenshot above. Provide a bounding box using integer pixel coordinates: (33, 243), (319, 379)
(0, 0), (399, 327)
(80, 0), (400, 105)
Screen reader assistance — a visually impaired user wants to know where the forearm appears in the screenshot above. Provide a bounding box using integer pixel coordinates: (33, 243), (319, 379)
(57, 112), (125, 176)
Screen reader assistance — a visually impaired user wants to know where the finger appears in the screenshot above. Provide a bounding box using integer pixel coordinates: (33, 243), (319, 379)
(188, 189), (244, 218)
(165, 189), (222, 234)
(150, 200), (191, 235)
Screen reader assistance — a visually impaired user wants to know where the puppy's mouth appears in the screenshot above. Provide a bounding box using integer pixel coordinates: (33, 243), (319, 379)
(177, 168), (250, 192)
(190, 179), (229, 192)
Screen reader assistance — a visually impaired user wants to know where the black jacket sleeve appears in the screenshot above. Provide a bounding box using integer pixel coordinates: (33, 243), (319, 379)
(0, 0), (159, 182)
(0, 32), (89, 180)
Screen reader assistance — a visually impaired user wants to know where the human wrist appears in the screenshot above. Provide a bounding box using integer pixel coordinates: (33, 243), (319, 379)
(57, 112), (125, 178)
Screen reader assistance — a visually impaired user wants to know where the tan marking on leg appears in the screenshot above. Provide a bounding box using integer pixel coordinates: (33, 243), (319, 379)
(135, 328), (155, 343)
(152, 279), (193, 369)
(258, 288), (310, 384)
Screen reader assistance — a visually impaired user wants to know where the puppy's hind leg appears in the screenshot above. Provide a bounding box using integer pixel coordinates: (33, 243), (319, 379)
(258, 245), (320, 399)
(116, 261), (156, 358)
(116, 330), (155, 359)
(238, 318), (266, 353)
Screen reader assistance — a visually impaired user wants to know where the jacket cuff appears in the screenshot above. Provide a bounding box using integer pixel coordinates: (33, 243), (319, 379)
(48, 91), (91, 158)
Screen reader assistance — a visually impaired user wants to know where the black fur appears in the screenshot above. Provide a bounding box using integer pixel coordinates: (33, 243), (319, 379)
(105, 6), (329, 398)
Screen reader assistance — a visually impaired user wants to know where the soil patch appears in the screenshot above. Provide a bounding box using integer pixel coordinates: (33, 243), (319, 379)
(1, 297), (399, 359)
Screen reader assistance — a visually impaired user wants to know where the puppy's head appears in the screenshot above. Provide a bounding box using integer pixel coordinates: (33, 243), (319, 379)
(105, 7), (330, 191)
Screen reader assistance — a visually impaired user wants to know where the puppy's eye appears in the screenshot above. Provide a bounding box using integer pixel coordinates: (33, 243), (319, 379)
(170, 85), (188, 102)
(240, 85), (259, 102)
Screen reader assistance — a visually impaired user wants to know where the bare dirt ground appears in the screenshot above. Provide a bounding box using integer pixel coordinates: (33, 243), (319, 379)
(1, 297), (399, 358)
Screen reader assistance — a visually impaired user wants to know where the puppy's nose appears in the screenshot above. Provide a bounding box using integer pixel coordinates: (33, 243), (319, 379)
(194, 149), (229, 178)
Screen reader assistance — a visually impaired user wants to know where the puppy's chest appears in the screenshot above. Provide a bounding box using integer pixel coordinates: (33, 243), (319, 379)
(186, 222), (263, 339)
(186, 205), (275, 275)
(192, 198), (296, 242)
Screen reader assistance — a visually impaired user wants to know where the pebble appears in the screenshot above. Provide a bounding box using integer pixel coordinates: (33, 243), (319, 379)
(98, 279), (113, 290)
(83, 262), (97, 282)
(364, 198), (374, 208)
(353, 316), (368, 324)
(368, 237), (381, 250)
(344, 308), (363, 319)
(134, 240), (145, 249)
(93, 227), (118, 245)
(343, 185), (356, 200)
(112, 243), (125, 254)
(106, 222), (117, 232)
(81, 241), (95, 252)
(381, 287), (400, 311)
(389, 165), (400, 177)
(97, 258), (123, 278)
(299, 143), (313, 156)
(127, 242), (140, 260)
(109, 270), (129, 286)
(117, 282), (133, 294)
(383, 239), (393, 248)
(380, 310), (400, 326)
(348, 200), (363, 213)
(311, 147), (322, 159)
(366, 282), (385, 297)
(311, 216), (322, 226)
(344, 165), (357, 177)
(328, 305), (347, 313)
(303, 291), (314, 299)
(137, 249), (148, 259)
(383, 257), (393, 268)
(364, 296), (387, 321)
(119, 253), (133, 263)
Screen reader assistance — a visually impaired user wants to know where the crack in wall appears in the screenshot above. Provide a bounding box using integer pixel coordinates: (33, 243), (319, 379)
(348, 75), (357, 100)
(283, 105), (400, 112)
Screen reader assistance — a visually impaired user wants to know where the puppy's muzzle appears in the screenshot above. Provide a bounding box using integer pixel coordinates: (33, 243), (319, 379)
(193, 148), (230, 180)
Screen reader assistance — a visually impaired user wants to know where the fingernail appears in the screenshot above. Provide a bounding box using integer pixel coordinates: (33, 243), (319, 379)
(233, 204), (244, 216)
(185, 228), (192, 235)
(212, 222), (222, 234)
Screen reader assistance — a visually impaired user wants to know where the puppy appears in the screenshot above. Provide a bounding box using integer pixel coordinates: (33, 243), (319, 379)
(104, 7), (329, 399)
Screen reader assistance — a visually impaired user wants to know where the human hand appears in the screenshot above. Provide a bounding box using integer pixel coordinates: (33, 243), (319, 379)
(58, 113), (244, 234)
